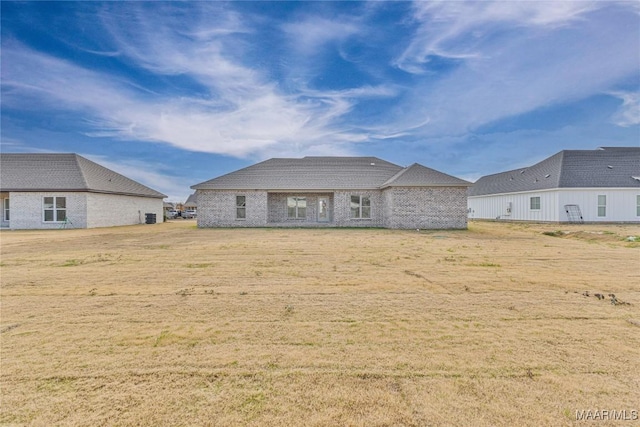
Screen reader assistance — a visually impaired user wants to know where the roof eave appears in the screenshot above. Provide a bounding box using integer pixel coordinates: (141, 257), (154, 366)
(0, 188), (166, 198)
(380, 183), (472, 189)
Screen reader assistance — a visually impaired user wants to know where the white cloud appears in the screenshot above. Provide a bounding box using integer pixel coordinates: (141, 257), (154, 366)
(609, 91), (640, 127)
(2, 0), (637, 164)
(382, 1), (640, 138)
(282, 17), (360, 56)
(395, 1), (602, 73)
(1, 46), (365, 159)
(1, 3), (404, 160)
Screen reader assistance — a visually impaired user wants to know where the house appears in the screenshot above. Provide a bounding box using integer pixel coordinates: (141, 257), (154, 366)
(468, 147), (640, 223)
(184, 193), (197, 211)
(191, 157), (471, 229)
(0, 153), (166, 229)
(182, 193), (197, 218)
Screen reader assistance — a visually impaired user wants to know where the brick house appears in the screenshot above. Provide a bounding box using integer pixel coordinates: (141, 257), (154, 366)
(0, 153), (166, 229)
(191, 157), (471, 229)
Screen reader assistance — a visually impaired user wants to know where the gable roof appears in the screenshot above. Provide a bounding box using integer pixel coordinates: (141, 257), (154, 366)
(0, 153), (166, 198)
(192, 157), (469, 191)
(469, 147), (640, 196)
(184, 193), (197, 207)
(381, 163), (471, 188)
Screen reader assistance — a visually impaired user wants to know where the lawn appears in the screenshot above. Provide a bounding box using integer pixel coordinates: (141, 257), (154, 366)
(1, 221), (639, 426)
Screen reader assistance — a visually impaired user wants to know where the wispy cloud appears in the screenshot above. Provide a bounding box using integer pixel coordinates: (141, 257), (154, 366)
(282, 16), (360, 56)
(609, 91), (640, 127)
(380, 1), (640, 139)
(1, 0), (637, 169)
(395, 1), (602, 74)
(1, 3), (387, 159)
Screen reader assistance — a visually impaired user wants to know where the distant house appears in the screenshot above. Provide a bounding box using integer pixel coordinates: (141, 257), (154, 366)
(184, 193), (197, 210)
(468, 147), (640, 223)
(0, 153), (166, 229)
(191, 157), (471, 229)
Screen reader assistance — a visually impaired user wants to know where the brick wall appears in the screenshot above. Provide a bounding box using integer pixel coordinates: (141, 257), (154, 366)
(267, 193), (333, 225)
(383, 187), (468, 229)
(7, 191), (164, 229)
(333, 190), (384, 227)
(196, 187), (467, 229)
(8, 192), (88, 229)
(196, 190), (268, 227)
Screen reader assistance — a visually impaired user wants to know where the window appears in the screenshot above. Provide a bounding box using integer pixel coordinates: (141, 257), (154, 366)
(3, 198), (9, 221)
(287, 197), (306, 219)
(236, 196), (246, 219)
(43, 196), (66, 222)
(530, 196), (540, 210)
(597, 195), (606, 217)
(350, 195), (371, 219)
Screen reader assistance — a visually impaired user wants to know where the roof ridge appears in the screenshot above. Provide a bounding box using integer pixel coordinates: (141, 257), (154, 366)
(555, 150), (567, 188)
(380, 164), (410, 187)
(73, 154), (91, 190)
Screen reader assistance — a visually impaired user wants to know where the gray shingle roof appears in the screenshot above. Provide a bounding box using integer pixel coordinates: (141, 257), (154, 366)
(184, 192), (197, 207)
(192, 157), (469, 191)
(381, 163), (471, 188)
(0, 153), (166, 198)
(469, 147), (640, 196)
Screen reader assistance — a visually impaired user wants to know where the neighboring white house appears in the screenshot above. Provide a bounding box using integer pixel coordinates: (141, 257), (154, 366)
(0, 153), (166, 229)
(468, 147), (640, 223)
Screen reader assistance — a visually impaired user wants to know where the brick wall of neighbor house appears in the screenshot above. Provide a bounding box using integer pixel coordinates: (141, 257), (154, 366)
(383, 187), (468, 229)
(196, 190), (268, 227)
(8, 192), (88, 229)
(86, 193), (164, 228)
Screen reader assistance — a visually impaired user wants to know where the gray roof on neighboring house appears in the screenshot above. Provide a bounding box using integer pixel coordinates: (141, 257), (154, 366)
(184, 193), (197, 207)
(192, 157), (470, 191)
(469, 147), (640, 196)
(0, 153), (166, 198)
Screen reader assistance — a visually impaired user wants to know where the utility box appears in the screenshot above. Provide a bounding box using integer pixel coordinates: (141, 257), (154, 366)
(505, 202), (512, 216)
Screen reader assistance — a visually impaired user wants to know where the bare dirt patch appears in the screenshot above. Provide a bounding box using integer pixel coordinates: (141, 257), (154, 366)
(1, 221), (639, 426)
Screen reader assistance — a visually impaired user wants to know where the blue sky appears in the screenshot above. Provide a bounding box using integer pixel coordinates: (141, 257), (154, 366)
(2, 1), (638, 202)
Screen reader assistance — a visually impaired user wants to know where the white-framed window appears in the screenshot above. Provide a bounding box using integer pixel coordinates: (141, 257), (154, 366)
(530, 196), (541, 210)
(3, 198), (9, 221)
(637, 195), (640, 217)
(597, 195), (606, 217)
(43, 196), (66, 222)
(350, 195), (371, 219)
(287, 197), (306, 219)
(236, 195), (246, 219)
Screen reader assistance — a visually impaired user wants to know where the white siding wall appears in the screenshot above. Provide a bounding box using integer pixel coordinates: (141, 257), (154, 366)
(468, 190), (559, 222)
(558, 189), (640, 223)
(9, 192), (88, 229)
(469, 188), (640, 222)
(86, 193), (163, 228)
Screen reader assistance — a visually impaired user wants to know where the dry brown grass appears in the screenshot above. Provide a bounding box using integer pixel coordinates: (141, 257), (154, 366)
(1, 220), (639, 426)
